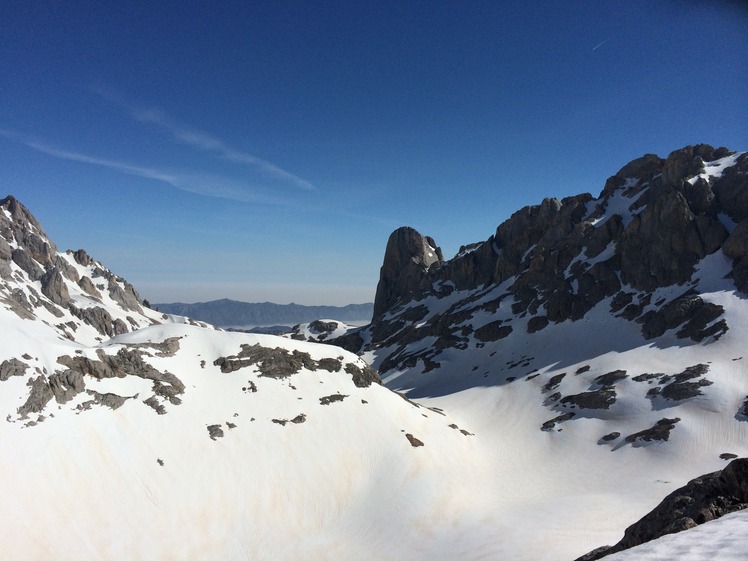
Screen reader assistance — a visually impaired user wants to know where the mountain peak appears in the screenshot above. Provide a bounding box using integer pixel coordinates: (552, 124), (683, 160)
(372, 226), (444, 319)
(0, 195), (173, 344)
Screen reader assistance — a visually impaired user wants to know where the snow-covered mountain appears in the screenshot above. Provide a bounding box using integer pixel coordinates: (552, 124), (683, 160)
(2, 143), (747, 561)
(0, 195), (479, 560)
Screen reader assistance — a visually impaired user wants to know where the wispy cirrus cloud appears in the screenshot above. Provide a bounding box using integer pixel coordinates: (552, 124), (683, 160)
(0, 128), (287, 205)
(92, 86), (315, 191)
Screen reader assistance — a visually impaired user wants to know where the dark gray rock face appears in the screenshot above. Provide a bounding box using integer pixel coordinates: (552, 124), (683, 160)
(107, 277), (142, 312)
(48, 370), (86, 404)
(577, 458), (748, 560)
(405, 433), (424, 447)
(207, 424), (225, 440)
(40, 268), (71, 307)
(561, 386), (617, 410)
(373, 227), (444, 320)
(214, 344), (317, 378)
(638, 294), (727, 342)
(474, 320), (512, 342)
(618, 186), (726, 292)
(541, 412), (575, 431)
(11, 248), (44, 280)
(658, 364), (712, 401)
(0, 288), (35, 320)
(78, 390), (133, 410)
(723, 220), (748, 292)
(0, 196), (57, 264)
(70, 305), (127, 338)
(343, 362), (381, 388)
(335, 146), (746, 376)
(18, 375), (54, 418)
(77, 276), (102, 299)
(51, 348), (185, 415)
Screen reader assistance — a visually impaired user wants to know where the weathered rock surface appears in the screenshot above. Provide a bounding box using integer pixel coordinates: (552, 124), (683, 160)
(561, 386), (617, 410)
(0, 358), (28, 381)
(48, 370), (86, 404)
(18, 375), (54, 418)
(373, 227), (444, 319)
(625, 417), (681, 444)
(214, 344), (381, 387)
(343, 362), (381, 388)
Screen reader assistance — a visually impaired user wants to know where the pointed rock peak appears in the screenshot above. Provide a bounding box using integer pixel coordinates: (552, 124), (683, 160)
(662, 144), (728, 188)
(386, 227), (443, 268)
(1, 195), (49, 237)
(373, 227), (444, 320)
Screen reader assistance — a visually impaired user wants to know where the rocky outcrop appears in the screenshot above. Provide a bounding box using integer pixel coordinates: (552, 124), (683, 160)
(577, 458), (748, 560)
(0, 196), (57, 266)
(342, 146), (746, 375)
(40, 269), (71, 307)
(214, 344), (381, 387)
(0, 358), (28, 381)
(624, 417), (681, 444)
(48, 370), (86, 404)
(70, 305), (129, 338)
(0, 196), (153, 340)
(107, 277), (142, 312)
(372, 227), (444, 319)
(637, 294), (727, 342)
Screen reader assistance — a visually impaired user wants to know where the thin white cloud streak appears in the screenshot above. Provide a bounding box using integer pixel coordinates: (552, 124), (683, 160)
(133, 108), (316, 191)
(0, 129), (287, 205)
(92, 88), (316, 191)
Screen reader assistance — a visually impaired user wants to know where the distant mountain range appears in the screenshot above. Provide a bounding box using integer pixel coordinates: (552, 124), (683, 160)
(153, 298), (373, 327)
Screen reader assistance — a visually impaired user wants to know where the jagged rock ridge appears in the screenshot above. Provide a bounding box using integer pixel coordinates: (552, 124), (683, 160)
(0, 195), (170, 344)
(356, 145), (746, 374)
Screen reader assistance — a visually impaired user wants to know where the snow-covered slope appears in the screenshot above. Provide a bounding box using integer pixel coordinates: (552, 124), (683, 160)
(2, 323), (486, 561)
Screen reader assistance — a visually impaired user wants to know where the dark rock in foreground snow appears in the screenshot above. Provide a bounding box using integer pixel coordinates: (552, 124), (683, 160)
(576, 458), (748, 560)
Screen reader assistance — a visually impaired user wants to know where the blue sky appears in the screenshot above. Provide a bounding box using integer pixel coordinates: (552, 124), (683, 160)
(1, 1), (746, 305)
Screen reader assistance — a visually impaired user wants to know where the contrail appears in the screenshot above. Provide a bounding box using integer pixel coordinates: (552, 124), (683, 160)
(592, 39), (608, 51)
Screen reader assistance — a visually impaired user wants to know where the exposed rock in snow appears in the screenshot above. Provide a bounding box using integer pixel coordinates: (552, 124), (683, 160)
(577, 458), (748, 560)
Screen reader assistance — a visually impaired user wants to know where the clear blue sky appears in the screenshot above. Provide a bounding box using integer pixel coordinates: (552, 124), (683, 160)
(1, 1), (746, 305)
